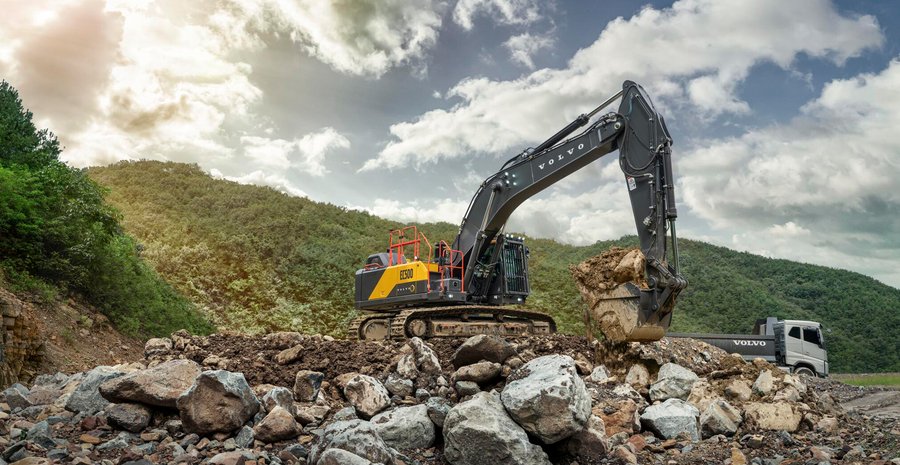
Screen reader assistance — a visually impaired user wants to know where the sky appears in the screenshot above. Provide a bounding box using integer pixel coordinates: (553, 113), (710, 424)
(1, 0), (899, 288)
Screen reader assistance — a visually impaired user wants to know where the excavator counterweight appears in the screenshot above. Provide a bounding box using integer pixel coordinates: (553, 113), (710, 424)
(350, 81), (687, 342)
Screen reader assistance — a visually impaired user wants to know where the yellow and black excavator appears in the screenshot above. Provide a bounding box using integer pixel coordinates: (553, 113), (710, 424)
(350, 81), (687, 342)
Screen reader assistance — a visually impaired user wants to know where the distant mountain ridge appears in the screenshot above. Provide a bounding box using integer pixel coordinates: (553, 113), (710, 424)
(88, 161), (900, 373)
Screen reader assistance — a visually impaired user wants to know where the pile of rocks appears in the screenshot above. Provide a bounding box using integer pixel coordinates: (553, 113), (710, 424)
(0, 332), (897, 465)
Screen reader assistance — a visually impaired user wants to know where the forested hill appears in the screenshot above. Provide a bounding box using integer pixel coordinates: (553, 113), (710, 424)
(88, 161), (900, 373)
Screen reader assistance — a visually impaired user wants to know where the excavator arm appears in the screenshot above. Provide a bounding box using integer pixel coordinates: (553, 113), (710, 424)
(451, 80), (687, 339)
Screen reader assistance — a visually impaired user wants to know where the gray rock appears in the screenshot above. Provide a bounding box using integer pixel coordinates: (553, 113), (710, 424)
(209, 451), (256, 464)
(106, 403), (151, 433)
(589, 365), (611, 383)
(700, 399), (742, 438)
(752, 370), (775, 396)
(566, 415), (608, 459)
(97, 432), (132, 451)
(724, 379), (752, 401)
(396, 353), (418, 380)
(282, 443), (308, 459)
(293, 370), (324, 402)
(344, 375), (391, 419)
(296, 404), (330, 425)
(443, 391), (550, 465)
(455, 381), (480, 397)
(318, 448), (373, 465)
(500, 354), (591, 444)
(453, 361), (501, 384)
(100, 359), (200, 409)
(143, 338), (173, 356)
(371, 404), (435, 450)
(25, 421), (56, 449)
(261, 386), (294, 414)
(176, 370), (260, 435)
(309, 420), (394, 465)
(425, 397), (451, 428)
(640, 398), (700, 441)
(452, 335), (517, 368)
(625, 364), (650, 387)
(409, 337), (442, 375)
(3, 384), (32, 411)
(33, 372), (68, 388)
(332, 406), (358, 422)
(649, 363), (699, 402)
(384, 373), (414, 398)
(65, 366), (125, 414)
(234, 426), (254, 448)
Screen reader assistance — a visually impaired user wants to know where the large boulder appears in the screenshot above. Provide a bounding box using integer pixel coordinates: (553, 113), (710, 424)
(309, 420), (394, 465)
(176, 370), (260, 435)
(452, 335), (517, 368)
(640, 398), (700, 441)
(699, 399), (742, 438)
(443, 392), (550, 465)
(452, 361), (501, 384)
(500, 355), (590, 444)
(593, 397), (640, 436)
(743, 402), (801, 432)
(383, 373), (414, 398)
(752, 370), (775, 396)
(65, 366), (125, 414)
(649, 363), (699, 402)
(3, 384), (32, 411)
(371, 404), (435, 450)
(624, 364), (650, 388)
(253, 406), (301, 443)
(100, 359), (201, 408)
(344, 375), (391, 419)
(565, 415), (609, 459)
(408, 337), (442, 375)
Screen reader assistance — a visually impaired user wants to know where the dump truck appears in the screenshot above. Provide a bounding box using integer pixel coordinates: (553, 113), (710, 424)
(669, 317), (829, 377)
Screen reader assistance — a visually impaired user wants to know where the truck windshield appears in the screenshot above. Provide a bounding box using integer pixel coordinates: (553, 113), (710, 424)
(803, 327), (824, 348)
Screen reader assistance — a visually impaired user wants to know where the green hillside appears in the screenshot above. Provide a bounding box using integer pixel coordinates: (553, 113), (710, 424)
(88, 161), (900, 373)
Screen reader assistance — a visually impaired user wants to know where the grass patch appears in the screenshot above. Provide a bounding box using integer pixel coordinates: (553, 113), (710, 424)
(833, 373), (900, 387)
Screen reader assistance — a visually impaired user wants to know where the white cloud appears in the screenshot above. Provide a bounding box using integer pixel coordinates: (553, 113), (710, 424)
(366, 0), (882, 171)
(211, 168), (308, 198)
(504, 31), (555, 69)
(453, 0), (543, 30)
(353, 198), (470, 225)
(240, 128), (350, 176)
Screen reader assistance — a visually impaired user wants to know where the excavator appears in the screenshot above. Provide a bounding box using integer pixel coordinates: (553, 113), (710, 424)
(350, 81), (687, 342)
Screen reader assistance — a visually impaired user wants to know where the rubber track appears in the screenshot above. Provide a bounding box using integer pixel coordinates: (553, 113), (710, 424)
(348, 306), (557, 340)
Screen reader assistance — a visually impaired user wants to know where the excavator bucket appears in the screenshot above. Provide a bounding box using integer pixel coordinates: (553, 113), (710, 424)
(571, 247), (678, 342)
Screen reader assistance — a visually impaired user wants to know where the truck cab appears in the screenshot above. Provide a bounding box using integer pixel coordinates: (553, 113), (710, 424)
(755, 317), (829, 377)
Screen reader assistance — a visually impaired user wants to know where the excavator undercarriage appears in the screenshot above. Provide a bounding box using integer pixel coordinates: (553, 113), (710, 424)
(350, 81), (687, 342)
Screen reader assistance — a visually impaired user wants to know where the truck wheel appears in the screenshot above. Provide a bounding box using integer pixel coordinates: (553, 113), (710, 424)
(794, 366), (815, 377)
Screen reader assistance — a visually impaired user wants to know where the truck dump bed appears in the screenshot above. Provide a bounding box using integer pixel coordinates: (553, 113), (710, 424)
(667, 332), (777, 363)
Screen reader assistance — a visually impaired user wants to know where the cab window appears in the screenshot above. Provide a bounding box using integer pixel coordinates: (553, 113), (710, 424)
(788, 327), (801, 340)
(803, 327), (822, 347)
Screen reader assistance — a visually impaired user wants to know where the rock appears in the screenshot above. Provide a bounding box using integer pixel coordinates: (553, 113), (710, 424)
(453, 361), (501, 384)
(425, 396), (451, 428)
(106, 403), (151, 433)
(97, 431), (132, 451)
(25, 420), (55, 449)
(686, 379), (720, 412)
(99, 359), (200, 408)
(451, 335), (517, 368)
(810, 445), (832, 461)
(3, 384), (32, 411)
(443, 392), (550, 465)
(371, 404), (435, 450)
(699, 399), (742, 438)
(293, 370), (324, 402)
(817, 392), (841, 414)
(743, 402), (800, 432)
(752, 370), (774, 395)
(208, 451), (256, 465)
(253, 406), (301, 443)
(774, 386), (800, 402)
(731, 447), (748, 465)
(295, 404), (330, 425)
(65, 366), (125, 414)
(455, 381), (481, 397)
(409, 337), (442, 374)
(625, 364), (650, 388)
(574, 353), (594, 375)
(263, 331), (304, 349)
(649, 363), (699, 402)
(589, 365), (611, 383)
(783, 374), (807, 394)
(234, 425), (254, 448)
(144, 338), (173, 356)
(274, 344), (304, 365)
(318, 448), (373, 465)
(176, 370), (260, 435)
(9, 458), (50, 465)
(593, 397), (640, 436)
(566, 415), (608, 459)
(640, 398), (700, 441)
(724, 379), (752, 402)
(344, 375), (391, 419)
(816, 415), (839, 433)
(309, 420), (394, 465)
(383, 373), (414, 398)
(613, 444), (637, 464)
(261, 386), (294, 414)
(333, 406), (358, 422)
